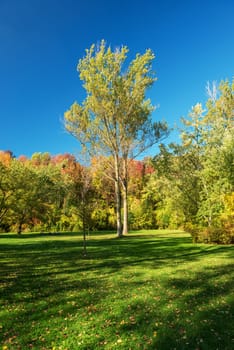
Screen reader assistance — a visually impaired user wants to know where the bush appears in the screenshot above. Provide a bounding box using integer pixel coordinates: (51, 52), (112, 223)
(183, 223), (200, 243)
(204, 226), (234, 244)
(185, 222), (234, 244)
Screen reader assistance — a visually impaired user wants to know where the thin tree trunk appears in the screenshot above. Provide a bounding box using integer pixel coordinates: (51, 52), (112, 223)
(115, 179), (123, 237)
(83, 229), (87, 256)
(122, 157), (128, 235)
(122, 184), (128, 235)
(114, 155), (123, 237)
(82, 205), (87, 256)
(17, 222), (22, 235)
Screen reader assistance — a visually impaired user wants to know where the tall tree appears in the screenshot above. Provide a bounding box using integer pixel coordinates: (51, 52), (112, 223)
(198, 79), (234, 225)
(153, 79), (233, 233)
(64, 40), (168, 236)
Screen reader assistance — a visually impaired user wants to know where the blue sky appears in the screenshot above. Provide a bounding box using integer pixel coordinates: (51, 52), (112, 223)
(0, 0), (233, 158)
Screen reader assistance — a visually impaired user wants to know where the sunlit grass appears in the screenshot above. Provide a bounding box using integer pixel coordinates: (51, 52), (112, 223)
(0, 230), (233, 349)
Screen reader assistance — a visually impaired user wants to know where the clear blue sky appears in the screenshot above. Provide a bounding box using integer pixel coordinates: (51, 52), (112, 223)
(0, 0), (233, 158)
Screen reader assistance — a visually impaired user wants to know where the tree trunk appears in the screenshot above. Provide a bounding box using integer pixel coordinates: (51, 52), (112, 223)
(122, 184), (128, 235)
(83, 229), (87, 256)
(122, 157), (128, 235)
(114, 155), (123, 237)
(115, 179), (123, 237)
(82, 206), (87, 256)
(17, 222), (22, 235)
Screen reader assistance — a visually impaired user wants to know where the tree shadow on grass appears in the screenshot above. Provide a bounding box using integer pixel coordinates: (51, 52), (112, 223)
(98, 259), (234, 350)
(0, 233), (233, 349)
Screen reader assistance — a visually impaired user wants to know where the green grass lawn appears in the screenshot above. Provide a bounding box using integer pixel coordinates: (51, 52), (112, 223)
(0, 230), (233, 350)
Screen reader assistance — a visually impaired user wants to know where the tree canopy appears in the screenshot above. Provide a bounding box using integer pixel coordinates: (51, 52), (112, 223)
(64, 40), (168, 236)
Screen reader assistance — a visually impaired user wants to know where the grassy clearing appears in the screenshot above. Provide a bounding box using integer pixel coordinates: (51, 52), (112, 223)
(0, 230), (233, 350)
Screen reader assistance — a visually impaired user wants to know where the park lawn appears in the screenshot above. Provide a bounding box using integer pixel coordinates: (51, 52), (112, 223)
(0, 230), (233, 350)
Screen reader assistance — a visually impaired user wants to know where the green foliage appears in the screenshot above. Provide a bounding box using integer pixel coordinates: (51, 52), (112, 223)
(185, 223), (234, 244)
(0, 159), (60, 233)
(151, 78), (234, 243)
(198, 79), (234, 226)
(1, 151), (157, 234)
(128, 198), (155, 229)
(202, 226), (234, 244)
(64, 40), (159, 161)
(0, 153), (69, 233)
(64, 40), (168, 236)
(0, 162), (13, 231)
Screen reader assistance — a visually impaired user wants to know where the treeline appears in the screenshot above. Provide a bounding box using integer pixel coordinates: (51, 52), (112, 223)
(152, 79), (234, 244)
(0, 150), (154, 234)
(0, 79), (233, 243)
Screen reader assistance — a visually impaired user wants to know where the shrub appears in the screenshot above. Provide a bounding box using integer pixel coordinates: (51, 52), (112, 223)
(185, 222), (234, 244)
(183, 223), (200, 243)
(204, 226), (234, 244)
